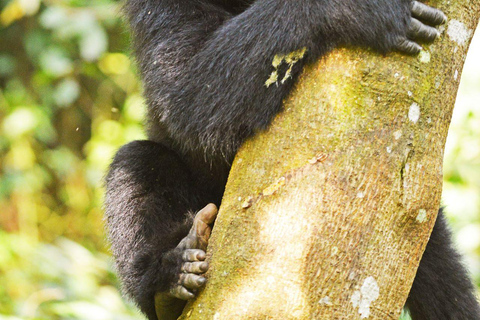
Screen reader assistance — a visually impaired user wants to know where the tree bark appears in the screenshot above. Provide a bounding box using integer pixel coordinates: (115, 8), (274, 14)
(171, 3), (480, 319)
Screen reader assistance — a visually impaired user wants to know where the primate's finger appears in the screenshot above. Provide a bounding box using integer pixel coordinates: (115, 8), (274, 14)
(395, 37), (422, 55)
(411, 1), (447, 25)
(408, 18), (440, 42)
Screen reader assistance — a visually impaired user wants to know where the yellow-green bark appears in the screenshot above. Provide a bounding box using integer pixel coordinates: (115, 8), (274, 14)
(171, 3), (479, 320)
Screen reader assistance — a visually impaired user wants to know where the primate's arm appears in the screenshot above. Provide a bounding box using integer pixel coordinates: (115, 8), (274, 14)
(126, 0), (445, 159)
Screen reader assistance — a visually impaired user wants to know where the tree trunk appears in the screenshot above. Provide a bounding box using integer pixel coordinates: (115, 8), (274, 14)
(172, 3), (480, 319)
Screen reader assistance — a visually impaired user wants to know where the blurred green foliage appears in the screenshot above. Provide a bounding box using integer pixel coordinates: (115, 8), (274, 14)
(0, 233), (142, 319)
(0, 0), (145, 250)
(0, 0), (478, 319)
(0, 0), (145, 318)
(443, 26), (480, 289)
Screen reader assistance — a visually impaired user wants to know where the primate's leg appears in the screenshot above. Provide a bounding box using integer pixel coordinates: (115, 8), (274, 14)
(406, 209), (480, 320)
(105, 140), (217, 320)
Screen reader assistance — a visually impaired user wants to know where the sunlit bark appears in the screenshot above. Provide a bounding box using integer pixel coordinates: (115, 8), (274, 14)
(172, 3), (479, 319)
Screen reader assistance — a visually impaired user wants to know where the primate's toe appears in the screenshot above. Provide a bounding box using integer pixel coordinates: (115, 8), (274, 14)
(182, 261), (209, 274)
(169, 254), (209, 300)
(180, 273), (207, 290)
(182, 249), (206, 262)
(177, 204), (218, 251)
(170, 285), (195, 300)
(192, 203), (217, 240)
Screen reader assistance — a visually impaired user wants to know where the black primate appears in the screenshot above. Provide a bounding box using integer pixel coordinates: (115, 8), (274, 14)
(105, 0), (480, 319)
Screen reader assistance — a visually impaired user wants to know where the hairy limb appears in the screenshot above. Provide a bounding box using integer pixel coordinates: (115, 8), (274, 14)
(127, 0), (445, 160)
(105, 141), (215, 320)
(407, 209), (480, 320)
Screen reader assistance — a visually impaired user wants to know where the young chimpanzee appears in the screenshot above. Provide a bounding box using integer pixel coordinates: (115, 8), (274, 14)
(105, 0), (480, 319)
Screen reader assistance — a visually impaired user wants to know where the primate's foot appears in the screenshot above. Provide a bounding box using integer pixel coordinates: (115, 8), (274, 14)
(395, 1), (447, 54)
(169, 203), (217, 300)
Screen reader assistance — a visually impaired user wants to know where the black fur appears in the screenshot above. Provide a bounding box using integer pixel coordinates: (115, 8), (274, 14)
(105, 1), (480, 319)
(406, 209), (480, 319)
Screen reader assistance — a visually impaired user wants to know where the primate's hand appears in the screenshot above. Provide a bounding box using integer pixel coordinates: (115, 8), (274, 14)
(395, 1), (447, 54)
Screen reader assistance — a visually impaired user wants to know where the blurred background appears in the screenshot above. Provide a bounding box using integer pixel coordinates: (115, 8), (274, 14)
(0, 0), (478, 319)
